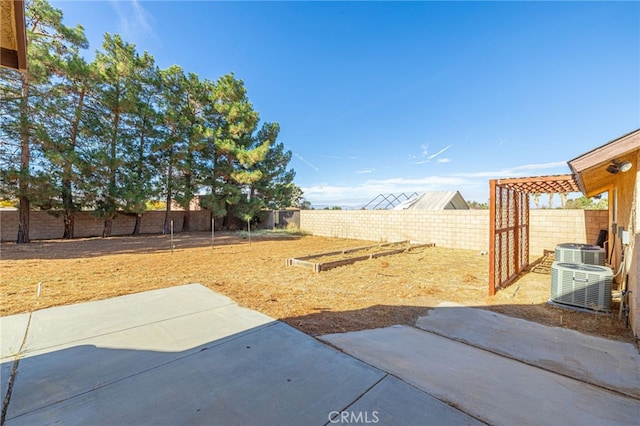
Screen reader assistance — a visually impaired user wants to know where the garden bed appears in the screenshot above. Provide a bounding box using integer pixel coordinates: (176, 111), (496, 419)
(287, 241), (435, 272)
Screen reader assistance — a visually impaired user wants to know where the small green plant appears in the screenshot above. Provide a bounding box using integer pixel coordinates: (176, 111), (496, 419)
(236, 227), (309, 239)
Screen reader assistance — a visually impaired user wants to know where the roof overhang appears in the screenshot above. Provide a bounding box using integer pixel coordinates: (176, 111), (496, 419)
(0, 0), (27, 71)
(568, 129), (640, 197)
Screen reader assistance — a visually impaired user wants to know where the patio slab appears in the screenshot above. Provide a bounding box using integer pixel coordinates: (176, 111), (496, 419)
(1, 284), (477, 425)
(321, 325), (640, 426)
(415, 303), (640, 399)
(16, 284), (234, 355)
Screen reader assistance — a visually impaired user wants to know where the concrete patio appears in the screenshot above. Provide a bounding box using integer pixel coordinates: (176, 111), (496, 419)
(1, 284), (638, 425)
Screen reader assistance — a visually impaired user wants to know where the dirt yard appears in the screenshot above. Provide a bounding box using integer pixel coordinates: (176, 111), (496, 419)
(0, 232), (633, 342)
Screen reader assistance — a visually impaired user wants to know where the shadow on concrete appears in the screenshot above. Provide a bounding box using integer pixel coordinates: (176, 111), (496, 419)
(0, 321), (399, 425)
(3, 305), (638, 426)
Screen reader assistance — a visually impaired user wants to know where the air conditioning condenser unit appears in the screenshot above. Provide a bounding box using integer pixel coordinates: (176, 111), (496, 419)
(554, 243), (605, 266)
(550, 262), (612, 311)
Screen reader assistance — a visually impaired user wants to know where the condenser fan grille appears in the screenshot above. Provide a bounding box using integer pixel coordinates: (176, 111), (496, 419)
(550, 262), (612, 311)
(554, 243), (605, 266)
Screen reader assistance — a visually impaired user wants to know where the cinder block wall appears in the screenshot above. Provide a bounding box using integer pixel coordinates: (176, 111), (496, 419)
(300, 209), (609, 255)
(300, 210), (488, 250)
(528, 210), (608, 255)
(0, 208), (609, 254)
(0, 210), (212, 241)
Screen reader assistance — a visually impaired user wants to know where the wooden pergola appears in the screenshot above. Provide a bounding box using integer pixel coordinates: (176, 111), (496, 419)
(488, 174), (580, 295)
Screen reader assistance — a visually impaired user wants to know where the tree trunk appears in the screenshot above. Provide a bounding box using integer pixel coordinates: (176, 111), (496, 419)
(17, 196), (30, 243)
(163, 205), (172, 234)
(17, 73), (30, 243)
(103, 216), (113, 238)
(62, 208), (74, 239)
(62, 178), (74, 239)
(183, 208), (191, 232)
(164, 162), (173, 234)
(223, 206), (230, 230)
(132, 214), (142, 235)
(62, 85), (85, 240)
(104, 105), (119, 239)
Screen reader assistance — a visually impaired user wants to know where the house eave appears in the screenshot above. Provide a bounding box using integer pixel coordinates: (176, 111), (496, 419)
(0, 0), (27, 71)
(567, 129), (640, 196)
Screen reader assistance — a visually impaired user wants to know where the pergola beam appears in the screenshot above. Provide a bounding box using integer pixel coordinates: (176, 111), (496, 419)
(494, 174), (580, 194)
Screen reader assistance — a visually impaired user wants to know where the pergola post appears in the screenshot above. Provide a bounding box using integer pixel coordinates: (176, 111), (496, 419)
(489, 179), (497, 295)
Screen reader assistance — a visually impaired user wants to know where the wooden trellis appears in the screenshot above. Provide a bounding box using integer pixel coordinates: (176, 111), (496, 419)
(489, 174), (580, 295)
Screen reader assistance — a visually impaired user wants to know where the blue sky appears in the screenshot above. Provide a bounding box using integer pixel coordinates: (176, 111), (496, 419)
(52, 1), (639, 207)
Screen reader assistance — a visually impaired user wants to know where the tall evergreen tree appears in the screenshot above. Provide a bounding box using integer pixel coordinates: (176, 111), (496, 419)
(173, 73), (210, 232)
(156, 66), (210, 232)
(88, 34), (145, 237)
(155, 65), (185, 234)
(204, 74), (269, 226)
(0, 0), (87, 242)
(34, 55), (97, 238)
(118, 52), (162, 235)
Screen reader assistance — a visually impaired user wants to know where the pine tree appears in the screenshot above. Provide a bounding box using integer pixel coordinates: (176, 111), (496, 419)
(89, 34), (145, 237)
(34, 55), (97, 238)
(0, 0), (87, 242)
(118, 52), (162, 235)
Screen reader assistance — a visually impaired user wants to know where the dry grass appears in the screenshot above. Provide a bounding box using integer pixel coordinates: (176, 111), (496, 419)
(0, 232), (633, 342)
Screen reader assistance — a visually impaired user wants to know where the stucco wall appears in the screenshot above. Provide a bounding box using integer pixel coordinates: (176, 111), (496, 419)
(627, 152), (639, 337)
(300, 209), (608, 256)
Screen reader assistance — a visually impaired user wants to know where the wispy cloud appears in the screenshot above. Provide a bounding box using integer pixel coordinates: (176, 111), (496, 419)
(109, 0), (159, 48)
(356, 169), (373, 174)
(427, 144), (453, 160)
(294, 153), (320, 172)
(411, 143), (453, 164)
(301, 160), (572, 207)
(453, 161), (569, 178)
(437, 158), (451, 163)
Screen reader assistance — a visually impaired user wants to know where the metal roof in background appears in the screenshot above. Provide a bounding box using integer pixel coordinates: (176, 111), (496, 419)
(361, 192), (420, 210)
(392, 191), (469, 210)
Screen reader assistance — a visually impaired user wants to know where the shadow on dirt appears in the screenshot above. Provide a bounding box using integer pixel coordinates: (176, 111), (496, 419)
(283, 302), (635, 343)
(0, 232), (305, 260)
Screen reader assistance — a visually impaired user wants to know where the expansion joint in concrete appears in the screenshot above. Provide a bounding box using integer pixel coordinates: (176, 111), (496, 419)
(1, 312), (32, 426)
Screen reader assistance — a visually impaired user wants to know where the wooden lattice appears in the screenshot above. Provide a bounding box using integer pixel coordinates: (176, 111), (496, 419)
(488, 174), (578, 295)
